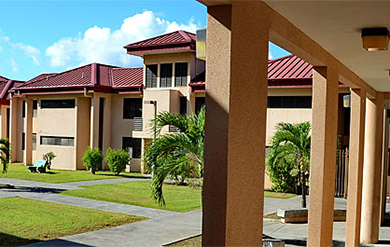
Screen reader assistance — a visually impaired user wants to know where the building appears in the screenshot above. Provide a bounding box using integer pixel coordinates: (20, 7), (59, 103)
(198, 1), (390, 246)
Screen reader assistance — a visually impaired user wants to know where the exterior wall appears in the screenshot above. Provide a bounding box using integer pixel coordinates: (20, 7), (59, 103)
(16, 98), (25, 162)
(76, 97), (91, 170)
(110, 93), (142, 172)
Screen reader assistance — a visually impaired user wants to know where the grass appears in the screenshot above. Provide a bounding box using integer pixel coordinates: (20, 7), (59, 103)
(0, 197), (146, 246)
(166, 236), (201, 247)
(264, 190), (297, 199)
(263, 212), (282, 221)
(1, 163), (146, 183)
(60, 180), (201, 212)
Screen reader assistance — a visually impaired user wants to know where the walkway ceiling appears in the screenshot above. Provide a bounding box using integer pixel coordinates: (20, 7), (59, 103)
(265, 1), (390, 92)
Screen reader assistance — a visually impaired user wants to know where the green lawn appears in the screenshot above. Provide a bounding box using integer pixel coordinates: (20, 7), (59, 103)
(264, 190), (297, 199)
(0, 197), (146, 246)
(1, 163), (146, 183)
(61, 180), (202, 212)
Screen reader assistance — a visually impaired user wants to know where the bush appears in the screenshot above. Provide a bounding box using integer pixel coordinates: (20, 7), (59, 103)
(266, 155), (297, 193)
(105, 148), (130, 175)
(82, 147), (103, 174)
(43, 151), (56, 170)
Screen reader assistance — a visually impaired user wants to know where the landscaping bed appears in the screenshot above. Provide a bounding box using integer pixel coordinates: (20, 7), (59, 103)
(0, 197), (146, 246)
(60, 180), (202, 212)
(1, 163), (146, 183)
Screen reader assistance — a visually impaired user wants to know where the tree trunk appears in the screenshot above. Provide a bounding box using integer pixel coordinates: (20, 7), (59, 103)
(301, 172), (307, 208)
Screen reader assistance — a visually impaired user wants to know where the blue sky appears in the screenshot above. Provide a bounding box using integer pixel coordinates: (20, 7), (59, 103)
(0, 0), (290, 81)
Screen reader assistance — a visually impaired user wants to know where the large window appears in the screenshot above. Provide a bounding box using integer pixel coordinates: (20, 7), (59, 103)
(175, 63), (188, 87)
(40, 136), (74, 146)
(267, 96), (312, 109)
(123, 98), (142, 119)
(195, 97), (205, 114)
(122, 137), (141, 158)
(160, 64), (172, 87)
(41, 99), (75, 108)
(33, 100), (38, 117)
(145, 64), (158, 88)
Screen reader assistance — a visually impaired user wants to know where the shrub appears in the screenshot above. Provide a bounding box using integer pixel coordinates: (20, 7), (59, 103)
(105, 148), (130, 175)
(82, 147), (103, 174)
(43, 151), (56, 170)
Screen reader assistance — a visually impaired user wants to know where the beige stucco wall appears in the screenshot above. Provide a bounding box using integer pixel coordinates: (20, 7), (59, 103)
(76, 97), (91, 170)
(16, 99), (25, 162)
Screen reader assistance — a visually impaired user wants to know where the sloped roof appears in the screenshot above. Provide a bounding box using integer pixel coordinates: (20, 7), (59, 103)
(268, 55), (312, 80)
(124, 30), (196, 56)
(111, 67), (143, 88)
(0, 75), (9, 82)
(0, 76), (25, 103)
(13, 63), (142, 95)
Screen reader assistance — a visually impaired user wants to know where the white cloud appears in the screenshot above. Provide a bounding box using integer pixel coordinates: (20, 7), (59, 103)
(10, 58), (20, 72)
(268, 51), (273, 59)
(45, 11), (201, 68)
(13, 43), (41, 65)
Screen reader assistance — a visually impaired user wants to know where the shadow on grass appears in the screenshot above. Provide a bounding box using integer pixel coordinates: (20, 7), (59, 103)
(94, 173), (150, 179)
(17, 239), (94, 247)
(0, 232), (39, 247)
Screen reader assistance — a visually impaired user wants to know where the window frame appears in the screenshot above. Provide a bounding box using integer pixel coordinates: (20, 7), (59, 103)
(123, 98), (142, 119)
(174, 62), (188, 87)
(41, 99), (75, 109)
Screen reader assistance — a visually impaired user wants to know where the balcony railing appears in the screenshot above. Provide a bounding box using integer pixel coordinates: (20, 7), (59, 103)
(133, 117), (143, 131)
(169, 125), (180, 132)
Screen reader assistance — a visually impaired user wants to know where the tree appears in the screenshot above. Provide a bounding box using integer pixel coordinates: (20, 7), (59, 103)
(106, 148), (130, 175)
(43, 151), (56, 170)
(266, 122), (311, 208)
(0, 138), (10, 173)
(145, 106), (205, 205)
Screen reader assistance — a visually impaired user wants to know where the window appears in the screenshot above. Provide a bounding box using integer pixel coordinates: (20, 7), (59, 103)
(195, 97), (205, 114)
(122, 137), (141, 158)
(180, 97), (187, 115)
(40, 136), (74, 146)
(33, 133), (37, 150)
(41, 99), (75, 108)
(123, 98), (142, 119)
(160, 64), (172, 87)
(175, 63), (188, 87)
(267, 96), (312, 108)
(22, 132), (25, 150)
(22, 100), (26, 118)
(145, 64), (158, 88)
(33, 100), (37, 117)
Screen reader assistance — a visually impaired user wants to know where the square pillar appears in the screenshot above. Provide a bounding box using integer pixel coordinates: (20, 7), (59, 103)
(361, 93), (384, 244)
(379, 103), (389, 224)
(307, 66), (339, 246)
(202, 2), (269, 246)
(24, 99), (33, 166)
(10, 97), (18, 162)
(345, 88), (366, 247)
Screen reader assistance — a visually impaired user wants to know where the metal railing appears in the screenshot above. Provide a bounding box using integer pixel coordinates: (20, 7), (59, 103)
(133, 117), (143, 131)
(334, 148), (349, 198)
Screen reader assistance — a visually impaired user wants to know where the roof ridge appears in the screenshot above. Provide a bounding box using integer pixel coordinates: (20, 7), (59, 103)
(179, 30), (192, 41)
(268, 54), (294, 63)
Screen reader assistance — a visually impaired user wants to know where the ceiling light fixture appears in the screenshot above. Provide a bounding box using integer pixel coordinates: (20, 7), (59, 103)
(361, 27), (389, 51)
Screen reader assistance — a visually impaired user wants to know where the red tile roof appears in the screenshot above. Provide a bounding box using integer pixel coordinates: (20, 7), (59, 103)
(0, 75), (9, 82)
(268, 55), (312, 80)
(111, 67), (143, 88)
(0, 77), (25, 103)
(13, 63), (142, 95)
(124, 30), (196, 56)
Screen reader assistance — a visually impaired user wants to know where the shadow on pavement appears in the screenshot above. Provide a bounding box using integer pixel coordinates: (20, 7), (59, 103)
(22, 239), (94, 247)
(0, 232), (38, 247)
(2, 186), (67, 194)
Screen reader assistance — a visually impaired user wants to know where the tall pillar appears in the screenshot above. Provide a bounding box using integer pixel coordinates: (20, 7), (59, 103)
(89, 95), (99, 148)
(10, 97), (18, 162)
(379, 103), (389, 224)
(307, 66), (339, 247)
(202, 2), (269, 246)
(345, 88), (366, 246)
(24, 99), (33, 166)
(361, 93), (384, 244)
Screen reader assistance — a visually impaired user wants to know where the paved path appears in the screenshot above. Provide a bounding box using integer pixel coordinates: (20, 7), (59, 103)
(61, 177), (149, 187)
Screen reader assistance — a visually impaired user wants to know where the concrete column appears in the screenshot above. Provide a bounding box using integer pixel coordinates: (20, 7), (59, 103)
(307, 66), (339, 247)
(202, 2), (269, 246)
(345, 88), (366, 247)
(1, 106), (8, 139)
(103, 95), (111, 170)
(379, 103), (389, 224)
(10, 97), (18, 162)
(24, 99), (33, 165)
(361, 93), (384, 244)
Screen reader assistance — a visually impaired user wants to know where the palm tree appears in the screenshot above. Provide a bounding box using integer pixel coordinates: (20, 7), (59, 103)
(267, 122), (311, 208)
(145, 106), (205, 205)
(0, 138), (10, 173)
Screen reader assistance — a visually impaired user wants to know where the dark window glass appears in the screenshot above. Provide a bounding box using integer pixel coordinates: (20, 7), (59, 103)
(33, 133), (37, 150)
(22, 100), (26, 118)
(41, 99), (75, 108)
(22, 132), (25, 150)
(175, 63), (188, 87)
(267, 96), (312, 109)
(33, 100), (38, 117)
(179, 97), (187, 115)
(40, 136), (74, 146)
(160, 64), (173, 87)
(122, 137), (141, 158)
(145, 64), (158, 88)
(195, 97), (205, 114)
(123, 98), (142, 119)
